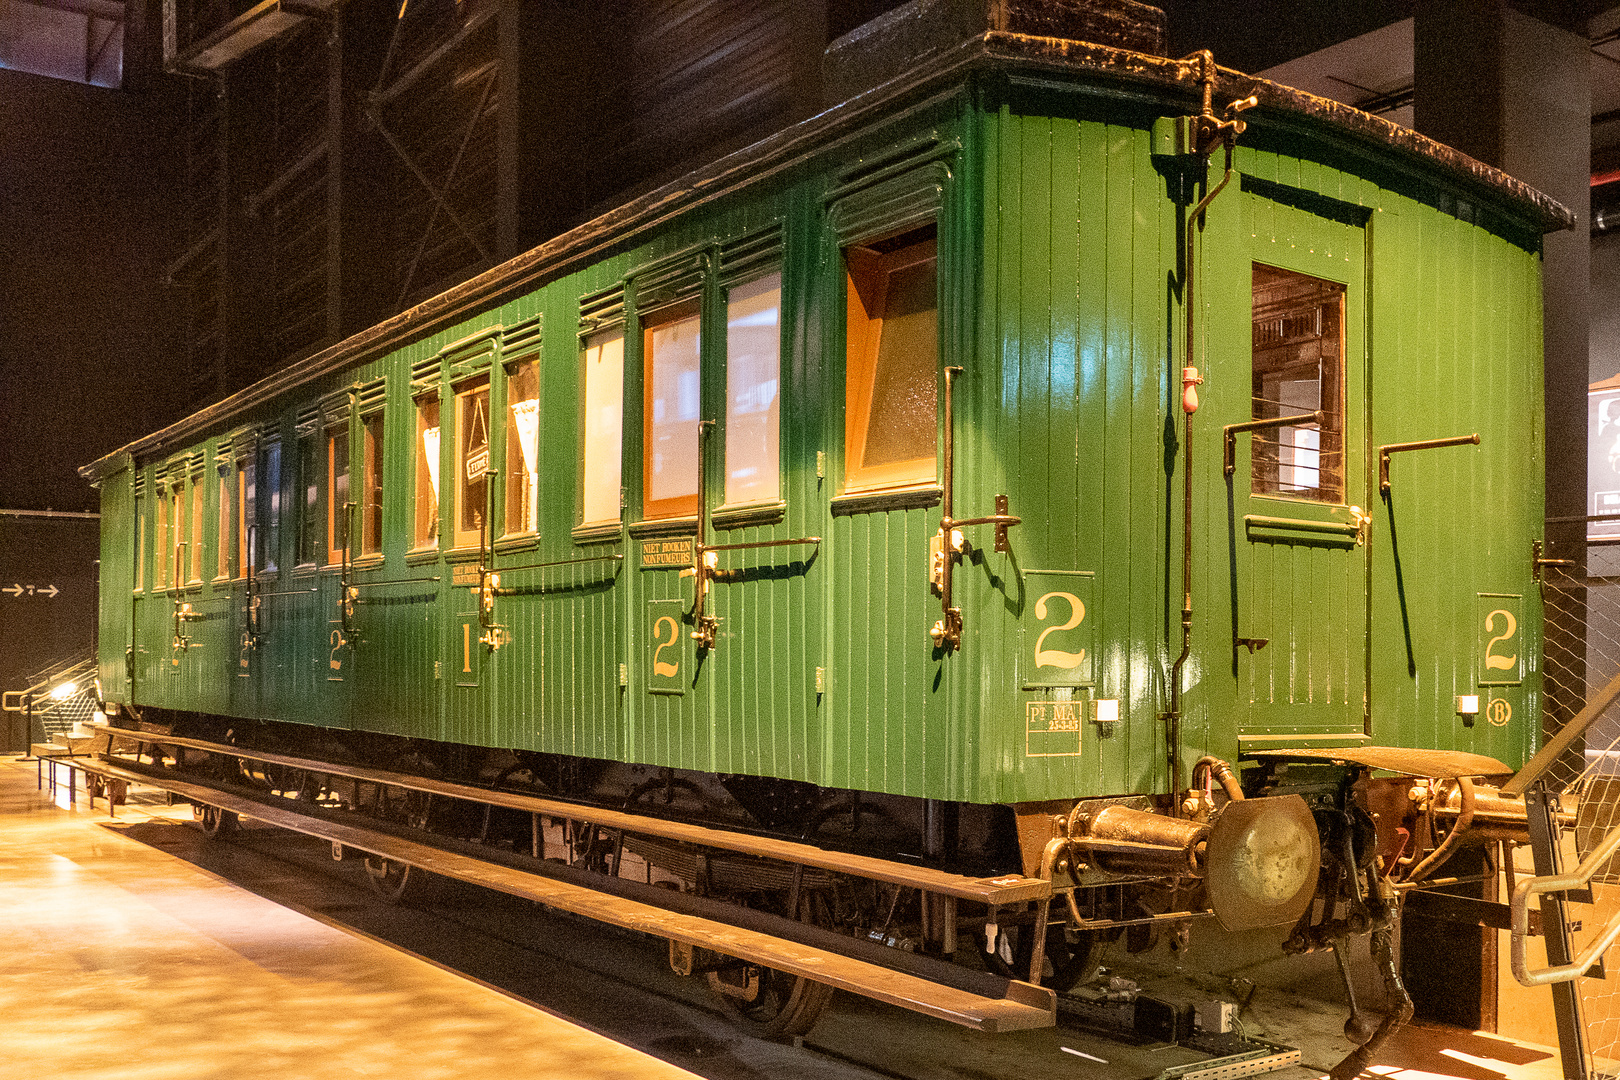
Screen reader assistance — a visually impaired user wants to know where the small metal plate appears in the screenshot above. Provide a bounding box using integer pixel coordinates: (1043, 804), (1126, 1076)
(1205, 795), (1320, 932)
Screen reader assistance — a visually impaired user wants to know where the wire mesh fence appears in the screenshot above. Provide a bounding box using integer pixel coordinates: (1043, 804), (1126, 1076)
(1527, 537), (1620, 1077)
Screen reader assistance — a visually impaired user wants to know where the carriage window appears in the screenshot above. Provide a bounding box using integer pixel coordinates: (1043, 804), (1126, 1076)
(504, 358), (540, 535)
(237, 457), (253, 577)
(155, 486), (171, 590)
(216, 465), (230, 580)
(189, 477), (205, 584)
(414, 395), (441, 549)
(454, 377), (491, 549)
(361, 412), (384, 555)
(844, 228), (938, 492)
(725, 273), (781, 505)
(1251, 265), (1345, 502)
(327, 423), (350, 564)
(643, 300), (702, 519)
(260, 441), (281, 574)
(134, 493), (145, 593)
(297, 436), (319, 565)
(581, 330), (624, 527)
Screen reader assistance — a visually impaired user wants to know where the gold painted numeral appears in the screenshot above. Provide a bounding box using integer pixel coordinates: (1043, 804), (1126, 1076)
(1484, 609), (1518, 672)
(462, 621), (473, 673)
(652, 615), (681, 677)
(1034, 591), (1087, 669)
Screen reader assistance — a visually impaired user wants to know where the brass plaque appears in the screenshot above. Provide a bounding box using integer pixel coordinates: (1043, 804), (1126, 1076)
(640, 538), (694, 569)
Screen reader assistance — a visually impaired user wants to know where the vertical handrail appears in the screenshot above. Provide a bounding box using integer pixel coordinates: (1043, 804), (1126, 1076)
(1521, 784), (1592, 1080)
(689, 421), (719, 650)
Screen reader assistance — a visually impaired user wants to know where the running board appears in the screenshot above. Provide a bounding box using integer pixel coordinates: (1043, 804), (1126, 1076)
(101, 727), (1050, 907)
(79, 757), (1057, 1034)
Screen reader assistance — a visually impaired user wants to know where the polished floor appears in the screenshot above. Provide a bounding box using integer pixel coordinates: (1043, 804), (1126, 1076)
(0, 754), (1578, 1080)
(0, 757), (699, 1080)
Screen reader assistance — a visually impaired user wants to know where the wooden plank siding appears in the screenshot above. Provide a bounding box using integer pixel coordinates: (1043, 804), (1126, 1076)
(94, 74), (1549, 811)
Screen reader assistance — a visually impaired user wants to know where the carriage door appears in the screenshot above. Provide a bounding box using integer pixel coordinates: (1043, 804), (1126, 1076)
(1227, 188), (1369, 738)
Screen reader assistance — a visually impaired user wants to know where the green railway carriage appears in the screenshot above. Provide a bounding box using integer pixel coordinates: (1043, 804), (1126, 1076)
(80, 3), (1572, 1054)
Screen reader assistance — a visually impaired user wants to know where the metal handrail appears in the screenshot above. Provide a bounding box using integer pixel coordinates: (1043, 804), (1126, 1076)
(1511, 821), (1620, 986)
(1501, 666), (1620, 797)
(2, 650), (96, 713)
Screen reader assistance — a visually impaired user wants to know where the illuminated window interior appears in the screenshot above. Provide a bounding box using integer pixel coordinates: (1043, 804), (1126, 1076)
(504, 358), (540, 535)
(643, 299), (702, 519)
(725, 273), (781, 506)
(327, 424), (350, 564)
(361, 412), (384, 555)
(454, 377), (491, 549)
(844, 227), (938, 492)
(581, 331), (624, 527)
(1251, 264), (1345, 502)
(414, 395), (441, 549)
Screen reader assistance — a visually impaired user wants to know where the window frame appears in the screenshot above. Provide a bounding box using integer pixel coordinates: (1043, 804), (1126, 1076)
(235, 454), (253, 581)
(1249, 263), (1347, 504)
(451, 375), (493, 551)
(154, 482), (171, 592)
(188, 472), (206, 585)
(722, 272), (783, 509)
(133, 488), (145, 594)
(215, 458), (231, 582)
(578, 329), (625, 532)
(502, 354), (541, 539)
(641, 297), (704, 521)
(412, 391), (442, 552)
(842, 229), (940, 494)
(259, 439), (282, 576)
(296, 433), (320, 568)
(360, 409), (385, 557)
(326, 419), (351, 567)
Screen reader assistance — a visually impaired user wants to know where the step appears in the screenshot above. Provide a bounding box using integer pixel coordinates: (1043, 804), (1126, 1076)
(77, 757), (1057, 1034)
(102, 728), (1051, 907)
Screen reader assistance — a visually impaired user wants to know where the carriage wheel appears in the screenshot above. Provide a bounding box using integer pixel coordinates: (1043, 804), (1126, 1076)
(198, 803), (238, 840)
(363, 855), (416, 903)
(706, 891), (834, 1037)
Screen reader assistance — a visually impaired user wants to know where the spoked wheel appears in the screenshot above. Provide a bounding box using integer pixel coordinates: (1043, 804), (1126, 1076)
(707, 891), (834, 1037)
(363, 780), (433, 904)
(197, 803), (238, 840)
(363, 855), (416, 903)
(981, 909), (1101, 992)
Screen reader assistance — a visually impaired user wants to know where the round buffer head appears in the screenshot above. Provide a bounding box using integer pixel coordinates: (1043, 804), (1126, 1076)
(1205, 794), (1321, 932)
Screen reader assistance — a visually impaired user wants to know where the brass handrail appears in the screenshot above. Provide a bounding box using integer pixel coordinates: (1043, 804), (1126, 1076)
(1511, 822), (1620, 986)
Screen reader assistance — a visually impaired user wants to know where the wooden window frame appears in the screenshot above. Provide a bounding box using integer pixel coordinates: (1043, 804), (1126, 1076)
(235, 457), (252, 580)
(360, 410), (385, 557)
(502, 356), (541, 538)
(260, 440), (281, 575)
(215, 462), (231, 582)
(297, 435), (320, 567)
(133, 492), (145, 594)
(1250, 263), (1346, 504)
(642, 297), (704, 520)
(843, 231), (939, 493)
(723, 272), (782, 508)
(579, 330), (625, 531)
(452, 376), (492, 551)
(326, 422), (350, 566)
(412, 393), (442, 551)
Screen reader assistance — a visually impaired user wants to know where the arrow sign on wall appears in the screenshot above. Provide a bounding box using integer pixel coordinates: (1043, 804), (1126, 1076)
(3, 584), (59, 598)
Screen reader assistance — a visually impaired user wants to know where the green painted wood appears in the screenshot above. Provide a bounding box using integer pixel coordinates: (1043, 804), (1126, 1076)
(93, 70), (1550, 815)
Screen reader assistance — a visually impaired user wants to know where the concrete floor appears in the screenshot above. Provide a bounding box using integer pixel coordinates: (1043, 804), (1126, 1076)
(0, 754), (1580, 1080)
(0, 757), (699, 1080)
